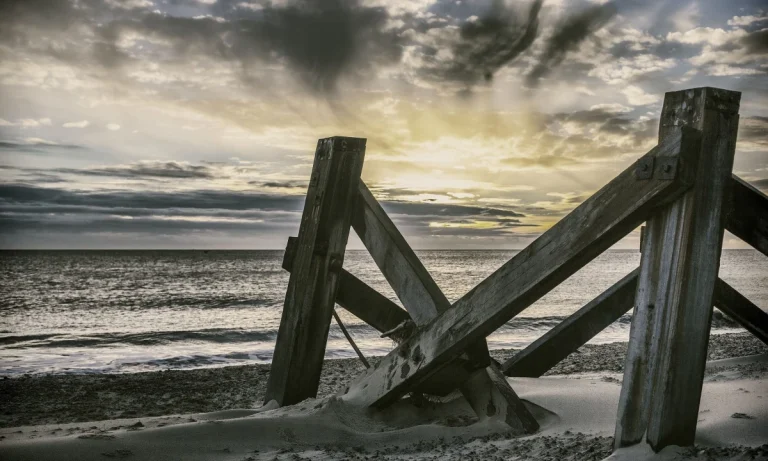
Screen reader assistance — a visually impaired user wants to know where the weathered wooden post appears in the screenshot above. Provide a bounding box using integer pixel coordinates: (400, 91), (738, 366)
(265, 137), (366, 406)
(615, 87), (741, 451)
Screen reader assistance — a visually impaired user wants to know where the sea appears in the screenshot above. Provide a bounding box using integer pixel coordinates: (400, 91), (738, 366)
(1, 250), (766, 376)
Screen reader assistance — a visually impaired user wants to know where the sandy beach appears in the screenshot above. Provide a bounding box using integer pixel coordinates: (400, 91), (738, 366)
(1, 332), (766, 460)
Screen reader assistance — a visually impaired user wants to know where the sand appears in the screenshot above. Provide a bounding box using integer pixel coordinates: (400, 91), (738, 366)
(0, 332), (766, 460)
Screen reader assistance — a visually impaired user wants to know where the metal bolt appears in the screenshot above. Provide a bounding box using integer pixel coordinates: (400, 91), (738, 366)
(329, 255), (343, 272)
(663, 164), (672, 173)
(641, 163), (649, 171)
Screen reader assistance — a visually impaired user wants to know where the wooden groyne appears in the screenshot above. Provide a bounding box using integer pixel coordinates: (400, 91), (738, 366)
(266, 87), (768, 454)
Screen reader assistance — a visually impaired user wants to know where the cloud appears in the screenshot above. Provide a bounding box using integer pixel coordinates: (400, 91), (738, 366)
(415, 0), (542, 86)
(0, 182), (538, 241)
(737, 116), (768, 152)
(0, 139), (82, 151)
(526, 1), (618, 86)
(58, 161), (217, 179)
(666, 26), (768, 77)
(727, 14), (768, 28)
(62, 120), (90, 128)
(0, 118), (52, 128)
(106, 123), (121, 131)
(621, 85), (659, 106)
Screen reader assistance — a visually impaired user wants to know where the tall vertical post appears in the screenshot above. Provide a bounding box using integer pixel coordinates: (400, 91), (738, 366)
(615, 88), (740, 450)
(265, 137), (366, 406)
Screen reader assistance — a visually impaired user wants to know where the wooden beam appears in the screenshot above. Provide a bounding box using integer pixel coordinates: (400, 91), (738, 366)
(726, 175), (768, 258)
(459, 363), (539, 433)
(283, 235), (472, 396)
(265, 137), (366, 407)
(615, 87), (741, 451)
(282, 236), (410, 339)
(498, 269), (764, 379)
(714, 278), (768, 346)
(351, 182), (537, 431)
(502, 269), (638, 378)
(352, 181), (452, 324)
(342, 128), (701, 409)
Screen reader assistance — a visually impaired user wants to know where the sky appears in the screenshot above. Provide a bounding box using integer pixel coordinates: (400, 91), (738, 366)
(0, 0), (766, 249)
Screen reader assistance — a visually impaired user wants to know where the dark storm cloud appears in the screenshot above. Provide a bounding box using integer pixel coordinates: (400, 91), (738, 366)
(253, 181), (309, 189)
(0, 140), (82, 152)
(0, 184), (303, 212)
(1, 161), (217, 180)
(525, 2), (617, 87)
(96, 0), (403, 95)
(238, 0), (402, 94)
(380, 200), (524, 220)
(608, 39), (700, 61)
(738, 116), (768, 150)
(2, 0), (402, 96)
(420, 0), (542, 85)
(550, 108), (657, 146)
(57, 162), (217, 179)
(0, 184), (528, 236)
(742, 29), (768, 55)
(0, 214), (288, 233)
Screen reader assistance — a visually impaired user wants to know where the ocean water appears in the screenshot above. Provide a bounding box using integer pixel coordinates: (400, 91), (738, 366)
(0, 250), (765, 376)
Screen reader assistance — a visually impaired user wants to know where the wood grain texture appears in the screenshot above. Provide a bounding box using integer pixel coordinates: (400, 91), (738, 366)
(282, 236), (410, 339)
(714, 278), (768, 346)
(342, 129), (700, 409)
(502, 269), (638, 378)
(351, 182), (535, 429)
(282, 235), (474, 396)
(725, 175), (768, 257)
(352, 181), (451, 324)
(265, 137), (366, 406)
(615, 87), (741, 451)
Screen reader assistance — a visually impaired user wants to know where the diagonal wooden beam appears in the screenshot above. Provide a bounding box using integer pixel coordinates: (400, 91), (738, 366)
(726, 175), (768, 258)
(351, 182), (538, 432)
(351, 181), (453, 324)
(282, 236), (475, 396)
(343, 128), (701, 409)
(714, 278), (768, 346)
(501, 271), (766, 378)
(265, 137), (366, 407)
(282, 236), (410, 336)
(502, 269), (638, 378)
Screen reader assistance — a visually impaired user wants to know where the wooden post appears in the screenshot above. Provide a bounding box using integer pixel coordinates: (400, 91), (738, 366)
(352, 182), (537, 432)
(615, 87), (740, 451)
(503, 269), (638, 377)
(265, 137), (366, 406)
(343, 129), (701, 409)
(726, 175), (768, 257)
(352, 181), (452, 324)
